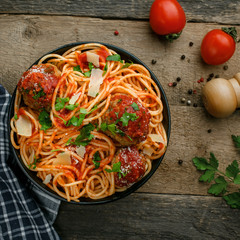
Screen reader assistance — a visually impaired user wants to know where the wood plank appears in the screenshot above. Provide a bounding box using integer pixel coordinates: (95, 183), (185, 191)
(53, 193), (240, 239)
(1, 15), (240, 196)
(0, 0), (240, 24)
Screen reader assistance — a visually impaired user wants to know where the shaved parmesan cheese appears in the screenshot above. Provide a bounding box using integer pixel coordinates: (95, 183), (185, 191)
(69, 92), (81, 105)
(53, 152), (71, 165)
(149, 134), (165, 143)
(86, 52), (100, 67)
(15, 115), (32, 137)
(88, 68), (104, 97)
(143, 147), (154, 156)
(76, 146), (86, 158)
(43, 174), (52, 185)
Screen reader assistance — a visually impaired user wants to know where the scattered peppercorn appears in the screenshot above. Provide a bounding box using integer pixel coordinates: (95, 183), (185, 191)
(187, 100), (191, 106)
(172, 82), (177, 87)
(207, 129), (212, 133)
(168, 83), (173, 87)
(176, 77), (181, 82)
(151, 59), (157, 64)
(188, 89), (193, 95)
(193, 103), (198, 107)
(215, 74), (219, 78)
(209, 73), (214, 78)
(114, 30), (119, 36)
(223, 65), (228, 70)
(181, 55), (185, 60)
(181, 97), (186, 103)
(207, 77), (212, 82)
(189, 42), (194, 47)
(178, 160), (183, 165)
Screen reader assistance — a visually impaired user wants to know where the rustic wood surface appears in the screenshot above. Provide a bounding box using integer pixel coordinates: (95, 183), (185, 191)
(1, 1), (240, 239)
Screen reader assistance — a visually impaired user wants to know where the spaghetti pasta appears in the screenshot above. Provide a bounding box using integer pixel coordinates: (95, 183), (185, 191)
(10, 43), (167, 202)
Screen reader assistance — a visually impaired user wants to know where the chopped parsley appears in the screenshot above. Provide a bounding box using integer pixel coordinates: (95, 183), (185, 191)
(105, 162), (127, 178)
(55, 114), (67, 125)
(73, 62), (94, 77)
(51, 149), (62, 152)
(122, 60), (133, 69)
(14, 114), (18, 120)
(28, 156), (40, 169)
(39, 110), (52, 131)
(73, 65), (81, 72)
(119, 111), (138, 127)
(93, 151), (101, 169)
(55, 97), (70, 111)
(33, 89), (45, 100)
(131, 102), (139, 111)
(106, 54), (123, 63)
(65, 103), (79, 111)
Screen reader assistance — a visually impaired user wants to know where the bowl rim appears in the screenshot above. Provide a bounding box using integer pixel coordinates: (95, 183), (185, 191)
(8, 41), (171, 205)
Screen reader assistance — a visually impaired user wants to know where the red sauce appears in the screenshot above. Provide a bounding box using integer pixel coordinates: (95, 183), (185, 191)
(109, 94), (151, 141)
(18, 64), (59, 110)
(76, 52), (88, 70)
(114, 146), (145, 187)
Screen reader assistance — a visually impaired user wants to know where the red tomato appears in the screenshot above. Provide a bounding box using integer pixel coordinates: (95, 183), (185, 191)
(201, 29), (236, 65)
(149, 0), (186, 38)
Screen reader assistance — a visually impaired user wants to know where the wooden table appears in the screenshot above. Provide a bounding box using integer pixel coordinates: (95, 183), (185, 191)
(1, 0), (240, 239)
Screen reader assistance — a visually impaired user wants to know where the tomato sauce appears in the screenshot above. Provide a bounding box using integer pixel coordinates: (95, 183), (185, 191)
(115, 146), (145, 187)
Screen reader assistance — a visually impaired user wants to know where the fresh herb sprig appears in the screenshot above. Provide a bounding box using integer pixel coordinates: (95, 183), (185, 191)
(105, 162), (127, 178)
(39, 110), (52, 131)
(192, 135), (240, 209)
(93, 151), (101, 169)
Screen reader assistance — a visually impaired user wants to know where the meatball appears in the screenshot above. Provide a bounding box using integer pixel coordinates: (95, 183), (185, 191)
(114, 146), (146, 187)
(102, 94), (151, 145)
(18, 64), (59, 111)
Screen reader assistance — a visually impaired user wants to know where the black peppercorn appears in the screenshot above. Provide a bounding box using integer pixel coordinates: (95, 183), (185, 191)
(188, 89), (193, 95)
(223, 65), (228, 70)
(151, 59), (157, 64)
(189, 42), (194, 47)
(209, 73), (214, 78)
(207, 77), (212, 82)
(181, 55), (185, 60)
(172, 82), (177, 87)
(178, 160), (183, 165)
(193, 103), (198, 107)
(176, 77), (181, 82)
(207, 129), (212, 133)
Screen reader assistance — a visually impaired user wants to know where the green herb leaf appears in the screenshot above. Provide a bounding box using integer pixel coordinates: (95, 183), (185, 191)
(100, 122), (108, 131)
(65, 138), (72, 146)
(88, 62), (94, 70)
(93, 151), (101, 169)
(105, 162), (127, 178)
(225, 160), (239, 179)
(33, 89), (45, 100)
(55, 97), (69, 111)
(223, 192), (240, 209)
(199, 169), (215, 183)
(73, 65), (82, 72)
(51, 149), (62, 152)
(28, 156), (40, 169)
(208, 176), (228, 196)
(131, 102), (139, 111)
(65, 103), (79, 111)
(55, 114), (67, 125)
(192, 153), (218, 171)
(232, 135), (240, 148)
(14, 114), (18, 120)
(119, 111), (138, 127)
(234, 174), (240, 184)
(39, 110), (52, 131)
(106, 54), (123, 63)
(122, 61), (133, 69)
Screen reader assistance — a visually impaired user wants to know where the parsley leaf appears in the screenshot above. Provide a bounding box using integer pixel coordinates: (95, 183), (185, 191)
(232, 135), (240, 148)
(73, 65), (82, 72)
(93, 151), (101, 169)
(199, 169), (215, 183)
(100, 122), (108, 131)
(105, 162), (127, 178)
(192, 153), (218, 171)
(208, 176), (228, 196)
(51, 149), (62, 152)
(14, 114), (18, 120)
(28, 156), (40, 169)
(33, 89), (45, 100)
(223, 192), (240, 209)
(119, 111), (138, 127)
(131, 102), (139, 111)
(65, 103), (79, 111)
(39, 110), (52, 131)
(122, 61), (133, 69)
(106, 54), (123, 63)
(55, 97), (69, 111)
(225, 160), (239, 179)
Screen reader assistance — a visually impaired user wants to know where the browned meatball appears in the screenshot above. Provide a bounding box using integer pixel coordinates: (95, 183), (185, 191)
(114, 146), (146, 187)
(102, 94), (151, 145)
(18, 64), (59, 111)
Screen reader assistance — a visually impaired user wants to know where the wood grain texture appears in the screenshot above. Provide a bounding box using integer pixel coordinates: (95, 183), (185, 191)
(54, 193), (240, 239)
(0, 0), (240, 24)
(1, 15), (240, 196)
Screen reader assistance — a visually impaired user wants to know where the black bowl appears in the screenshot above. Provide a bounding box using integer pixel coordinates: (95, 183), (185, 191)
(8, 42), (171, 204)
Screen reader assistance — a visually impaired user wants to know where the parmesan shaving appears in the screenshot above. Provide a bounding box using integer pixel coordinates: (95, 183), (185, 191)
(76, 146), (86, 158)
(15, 115), (32, 137)
(88, 68), (104, 97)
(149, 134), (165, 143)
(53, 152), (71, 165)
(43, 174), (52, 185)
(86, 52), (100, 67)
(143, 148), (154, 156)
(69, 92), (81, 105)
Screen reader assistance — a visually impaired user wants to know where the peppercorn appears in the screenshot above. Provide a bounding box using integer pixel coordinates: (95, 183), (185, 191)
(151, 59), (157, 64)
(178, 160), (183, 165)
(188, 89), (193, 95)
(181, 55), (185, 60)
(114, 30), (119, 36)
(207, 77), (212, 82)
(223, 65), (228, 70)
(193, 103), (198, 107)
(172, 82), (177, 87)
(187, 100), (191, 106)
(189, 42), (194, 47)
(209, 73), (214, 78)
(176, 77), (181, 82)
(207, 129), (212, 133)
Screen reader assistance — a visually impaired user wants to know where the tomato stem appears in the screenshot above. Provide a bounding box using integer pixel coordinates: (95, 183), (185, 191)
(221, 27), (238, 42)
(165, 31), (182, 42)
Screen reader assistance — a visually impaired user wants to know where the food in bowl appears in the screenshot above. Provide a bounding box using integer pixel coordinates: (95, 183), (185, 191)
(10, 43), (167, 202)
